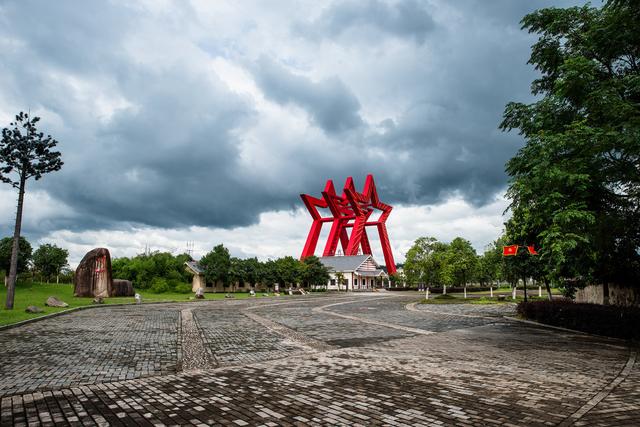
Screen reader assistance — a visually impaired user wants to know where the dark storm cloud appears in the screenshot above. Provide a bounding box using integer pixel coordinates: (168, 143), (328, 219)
(253, 57), (363, 134)
(294, 0), (436, 44)
(0, 0), (588, 239)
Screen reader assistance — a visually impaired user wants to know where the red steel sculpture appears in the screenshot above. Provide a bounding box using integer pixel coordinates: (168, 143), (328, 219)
(300, 174), (397, 274)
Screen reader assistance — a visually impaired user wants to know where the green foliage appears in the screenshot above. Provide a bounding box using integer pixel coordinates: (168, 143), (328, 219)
(0, 236), (32, 275)
(200, 244), (231, 286)
(404, 236), (478, 287)
(1, 112), (63, 309)
(501, 1), (640, 289)
(111, 251), (192, 291)
(174, 283), (192, 294)
(275, 256), (302, 287)
(259, 259), (278, 288)
(150, 278), (169, 294)
(300, 255), (330, 288)
(389, 270), (405, 287)
(334, 271), (346, 290)
(32, 243), (68, 282)
(0, 112), (63, 187)
(447, 237), (478, 286)
(517, 299), (640, 340)
(241, 257), (261, 287)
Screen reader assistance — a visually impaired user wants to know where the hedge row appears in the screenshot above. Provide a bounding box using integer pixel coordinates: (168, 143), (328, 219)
(386, 286), (493, 293)
(517, 300), (640, 340)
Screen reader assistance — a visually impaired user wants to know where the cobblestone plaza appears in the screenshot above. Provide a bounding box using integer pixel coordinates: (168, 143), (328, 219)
(0, 294), (637, 426)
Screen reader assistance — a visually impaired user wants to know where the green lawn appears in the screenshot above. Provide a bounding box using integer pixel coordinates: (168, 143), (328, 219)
(420, 293), (550, 305)
(0, 282), (277, 326)
(459, 287), (562, 295)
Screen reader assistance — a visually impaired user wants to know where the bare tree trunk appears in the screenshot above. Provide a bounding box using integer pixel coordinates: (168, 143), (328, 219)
(522, 275), (528, 302)
(6, 172), (26, 310)
(544, 279), (553, 301)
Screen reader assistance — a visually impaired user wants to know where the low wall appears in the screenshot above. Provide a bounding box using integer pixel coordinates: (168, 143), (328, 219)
(575, 284), (640, 307)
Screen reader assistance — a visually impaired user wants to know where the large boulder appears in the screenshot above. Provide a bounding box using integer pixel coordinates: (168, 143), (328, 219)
(45, 296), (69, 307)
(112, 279), (134, 297)
(74, 248), (113, 298)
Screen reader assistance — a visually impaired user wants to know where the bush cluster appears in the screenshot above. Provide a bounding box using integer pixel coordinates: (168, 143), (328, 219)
(112, 252), (193, 291)
(517, 300), (640, 340)
(386, 286), (494, 293)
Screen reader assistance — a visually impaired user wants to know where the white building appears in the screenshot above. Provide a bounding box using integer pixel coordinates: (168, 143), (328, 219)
(319, 255), (388, 291)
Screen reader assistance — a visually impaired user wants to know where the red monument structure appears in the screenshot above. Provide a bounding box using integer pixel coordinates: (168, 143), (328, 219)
(300, 174), (396, 275)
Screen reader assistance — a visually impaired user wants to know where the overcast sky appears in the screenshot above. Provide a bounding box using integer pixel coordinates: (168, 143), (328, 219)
(0, 0), (586, 266)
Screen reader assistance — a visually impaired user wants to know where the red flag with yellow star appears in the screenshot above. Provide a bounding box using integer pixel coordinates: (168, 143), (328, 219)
(503, 245), (518, 256)
(527, 245), (538, 255)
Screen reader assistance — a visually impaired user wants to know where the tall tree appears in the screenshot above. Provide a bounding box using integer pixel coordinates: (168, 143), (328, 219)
(259, 259), (278, 291)
(0, 237), (32, 286)
(1, 112), (63, 309)
(501, 1), (640, 293)
(199, 244), (231, 289)
(32, 243), (69, 283)
(275, 256), (302, 288)
(241, 257), (261, 288)
(446, 237), (478, 287)
(300, 256), (330, 289)
(404, 237), (450, 288)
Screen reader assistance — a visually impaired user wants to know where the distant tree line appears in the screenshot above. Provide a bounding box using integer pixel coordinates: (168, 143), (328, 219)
(198, 244), (330, 291)
(0, 237), (70, 285)
(398, 235), (531, 290)
(111, 252), (194, 293)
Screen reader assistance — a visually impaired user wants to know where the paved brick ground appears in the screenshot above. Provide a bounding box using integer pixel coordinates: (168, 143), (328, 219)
(0, 305), (181, 397)
(0, 293), (636, 426)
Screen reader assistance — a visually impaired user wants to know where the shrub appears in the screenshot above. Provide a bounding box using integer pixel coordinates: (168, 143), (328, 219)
(435, 293), (456, 300)
(150, 278), (169, 294)
(174, 283), (192, 294)
(517, 300), (640, 340)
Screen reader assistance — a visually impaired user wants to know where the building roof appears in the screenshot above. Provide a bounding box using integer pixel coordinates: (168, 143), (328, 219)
(319, 255), (372, 272)
(185, 261), (204, 274)
(358, 270), (387, 277)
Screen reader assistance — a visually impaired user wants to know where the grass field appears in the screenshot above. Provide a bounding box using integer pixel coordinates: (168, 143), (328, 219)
(420, 293), (553, 305)
(0, 282), (277, 326)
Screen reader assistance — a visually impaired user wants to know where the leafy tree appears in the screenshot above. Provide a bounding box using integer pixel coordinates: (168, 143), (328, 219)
(446, 237), (478, 287)
(32, 243), (69, 283)
(228, 257), (244, 289)
(389, 270), (405, 288)
(476, 239), (506, 286)
(241, 257), (261, 288)
(300, 256), (330, 289)
(259, 259), (278, 291)
(1, 112), (63, 308)
(501, 1), (640, 294)
(111, 251), (193, 291)
(0, 236), (32, 286)
(335, 271), (346, 291)
(200, 244), (231, 289)
(404, 237), (451, 288)
(275, 256), (301, 288)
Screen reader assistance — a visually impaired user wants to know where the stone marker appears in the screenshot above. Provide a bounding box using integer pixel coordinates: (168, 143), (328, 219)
(134, 293), (142, 304)
(112, 279), (135, 297)
(45, 296), (69, 307)
(195, 288), (205, 299)
(92, 297), (104, 304)
(25, 306), (43, 313)
(74, 248), (113, 298)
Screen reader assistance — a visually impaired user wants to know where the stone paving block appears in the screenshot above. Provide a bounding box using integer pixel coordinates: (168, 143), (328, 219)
(0, 294), (636, 426)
